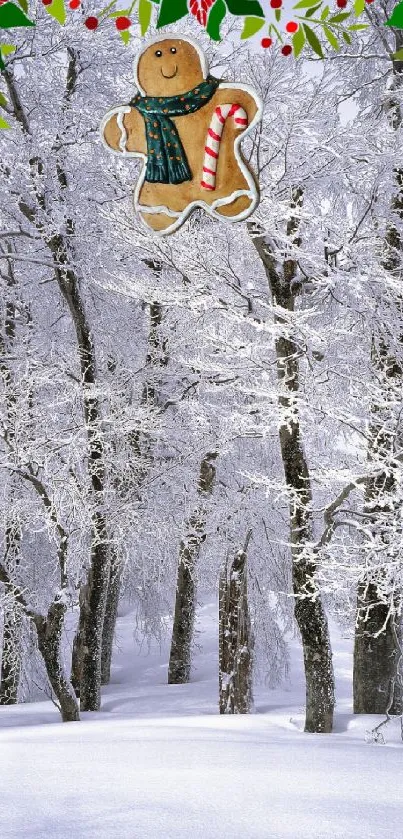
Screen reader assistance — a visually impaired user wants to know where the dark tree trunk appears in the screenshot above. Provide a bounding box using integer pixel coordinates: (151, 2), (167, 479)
(219, 533), (253, 714)
(101, 550), (123, 685)
(168, 453), (217, 684)
(354, 585), (402, 714)
(0, 260), (23, 705)
(249, 194), (335, 733)
(35, 604), (80, 722)
(0, 605), (22, 705)
(5, 53), (111, 713)
(354, 36), (403, 716)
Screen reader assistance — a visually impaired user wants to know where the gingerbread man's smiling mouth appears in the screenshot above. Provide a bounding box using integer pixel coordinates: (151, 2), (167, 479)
(161, 66), (178, 79)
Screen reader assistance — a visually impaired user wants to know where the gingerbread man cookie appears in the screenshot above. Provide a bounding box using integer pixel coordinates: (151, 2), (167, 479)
(100, 35), (263, 235)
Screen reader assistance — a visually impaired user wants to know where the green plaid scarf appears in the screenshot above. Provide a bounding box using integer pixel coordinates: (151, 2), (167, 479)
(130, 75), (220, 185)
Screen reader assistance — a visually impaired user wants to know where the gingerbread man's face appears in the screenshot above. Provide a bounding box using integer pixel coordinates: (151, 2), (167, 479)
(136, 38), (205, 98)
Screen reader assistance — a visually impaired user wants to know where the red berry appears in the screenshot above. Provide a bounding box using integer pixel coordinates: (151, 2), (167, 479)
(285, 21), (298, 32)
(115, 15), (131, 30)
(84, 15), (98, 29)
(42, 0), (53, 6)
(270, 0), (282, 7)
(69, 0), (81, 8)
(365, 0), (374, 3)
(336, 0), (347, 6)
(261, 37), (273, 48)
(281, 44), (293, 56)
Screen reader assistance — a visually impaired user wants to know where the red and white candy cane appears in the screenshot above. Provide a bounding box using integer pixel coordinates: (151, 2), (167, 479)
(201, 104), (248, 191)
(189, 0), (214, 27)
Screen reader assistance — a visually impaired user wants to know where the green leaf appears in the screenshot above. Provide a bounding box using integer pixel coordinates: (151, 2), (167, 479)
(138, 0), (152, 34)
(225, 0), (264, 17)
(347, 22), (368, 28)
(353, 0), (365, 14)
(0, 114), (11, 128)
(293, 0), (322, 7)
(275, 7), (281, 21)
(157, 0), (187, 27)
(323, 24), (339, 49)
(385, 1), (403, 28)
(1, 44), (16, 55)
(120, 28), (131, 43)
(292, 25), (305, 57)
(0, 2), (35, 28)
(305, 4), (322, 18)
(393, 48), (403, 59)
(15, 0), (28, 12)
(207, 0), (226, 40)
(320, 4), (329, 17)
(241, 15), (265, 38)
(342, 29), (351, 43)
(303, 22), (323, 56)
(0, 92), (7, 107)
(44, 0), (66, 25)
(328, 11), (350, 22)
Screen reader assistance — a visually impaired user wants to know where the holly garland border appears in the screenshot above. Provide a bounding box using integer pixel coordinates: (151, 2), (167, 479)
(1, 0), (403, 128)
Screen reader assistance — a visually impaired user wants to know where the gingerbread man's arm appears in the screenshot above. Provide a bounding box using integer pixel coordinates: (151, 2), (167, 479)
(101, 106), (147, 156)
(215, 86), (261, 131)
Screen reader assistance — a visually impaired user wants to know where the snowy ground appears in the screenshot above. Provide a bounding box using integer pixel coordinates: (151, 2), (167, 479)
(1, 601), (402, 839)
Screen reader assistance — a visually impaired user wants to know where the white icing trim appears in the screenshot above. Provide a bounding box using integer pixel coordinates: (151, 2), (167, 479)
(138, 204), (182, 219)
(99, 35), (264, 237)
(117, 107), (131, 152)
(137, 190), (254, 221)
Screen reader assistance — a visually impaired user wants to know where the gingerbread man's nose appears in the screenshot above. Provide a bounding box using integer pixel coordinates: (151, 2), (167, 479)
(161, 64), (178, 80)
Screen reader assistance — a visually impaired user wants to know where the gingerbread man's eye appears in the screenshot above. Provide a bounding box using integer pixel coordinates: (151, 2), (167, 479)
(170, 47), (177, 54)
(155, 50), (163, 57)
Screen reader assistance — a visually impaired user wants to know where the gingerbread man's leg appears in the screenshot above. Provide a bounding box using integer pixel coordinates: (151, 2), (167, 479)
(139, 211), (179, 233)
(214, 193), (256, 219)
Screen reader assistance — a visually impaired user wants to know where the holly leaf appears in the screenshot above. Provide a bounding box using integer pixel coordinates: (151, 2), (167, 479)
(293, 0), (322, 7)
(157, 0), (188, 27)
(15, 0), (28, 12)
(120, 29), (131, 43)
(44, 0), (66, 25)
(275, 7), (281, 21)
(0, 2), (35, 28)
(328, 11), (350, 21)
(323, 24), (339, 49)
(385, 1), (403, 28)
(305, 4), (322, 18)
(138, 0), (152, 34)
(241, 15), (265, 37)
(207, 0), (226, 40)
(0, 92), (7, 107)
(1, 43), (16, 55)
(292, 25), (305, 57)
(353, 0), (365, 14)
(342, 29), (351, 42)
(225, 0), (264, 17)
(393, 47), (403, 59)
(320, 5), (330, 18)
(303, 22), (324, 57)
(0, 114), (11, 128)
(348, 23), (368, 28)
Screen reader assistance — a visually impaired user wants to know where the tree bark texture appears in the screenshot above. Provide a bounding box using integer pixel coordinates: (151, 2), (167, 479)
(168, 453), (217, 684)
(101, 550), (123, 686)
(35, 604), (80, 722)
(219, 534), (253, 714)
(249, 196), (335, 733)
